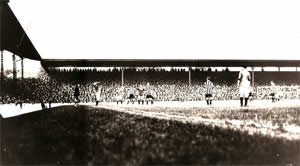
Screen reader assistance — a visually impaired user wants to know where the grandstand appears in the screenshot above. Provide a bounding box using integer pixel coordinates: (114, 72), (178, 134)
(1, 0), (300, 165)
(1, 0), (300, 104)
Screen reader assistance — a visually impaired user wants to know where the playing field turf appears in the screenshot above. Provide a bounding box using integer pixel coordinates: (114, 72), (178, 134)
(1, 102), (300, 165)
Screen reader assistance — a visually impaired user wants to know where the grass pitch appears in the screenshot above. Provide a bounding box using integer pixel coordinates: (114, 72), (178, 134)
(100, 100), (300, 140)
(1, 101), (300, 165)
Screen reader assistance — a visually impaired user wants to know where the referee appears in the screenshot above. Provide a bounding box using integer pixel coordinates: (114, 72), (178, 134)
(204, 76), (214, 106)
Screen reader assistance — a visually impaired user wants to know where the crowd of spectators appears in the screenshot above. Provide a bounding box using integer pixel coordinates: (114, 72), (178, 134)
(1, 69), (300, 104)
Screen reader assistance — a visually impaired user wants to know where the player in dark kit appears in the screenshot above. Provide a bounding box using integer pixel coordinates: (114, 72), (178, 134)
(127, 87), (136, 104)
(74, 84), (80, 107)
(15, 99), (23, 109)
(204, 76), (214, 105)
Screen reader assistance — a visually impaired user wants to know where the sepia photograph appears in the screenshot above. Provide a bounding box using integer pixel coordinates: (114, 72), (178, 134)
(0, 0), (300, 165)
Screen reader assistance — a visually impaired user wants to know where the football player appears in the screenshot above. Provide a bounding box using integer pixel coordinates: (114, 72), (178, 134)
(270, 81), (280, 102)
(74, 84), (80, 107)
(116, 86), (124, 104)
(93, 82), (101, 106)
(136, 84), (145, 105)
(127, 87), (136, 104)
(145, 82), (155, 104)
(237, 66), (251, 107)
(204, 76), (214, 106)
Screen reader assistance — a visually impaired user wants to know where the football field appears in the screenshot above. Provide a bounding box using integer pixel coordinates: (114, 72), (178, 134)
(99, 100), (300, 140)
(1, 99), (300, 141)
(1, 99), (300, 165)
(2, 99), (300, 117)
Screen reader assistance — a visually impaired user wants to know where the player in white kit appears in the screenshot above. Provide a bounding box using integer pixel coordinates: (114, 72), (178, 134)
(136, 84), (145, 105)
(116, 86), (125, 104)
(270, 81), (281, 102)
(145, 82), (154, 104)
(237, 66), (251, 107)
(93, 82), (102, 106)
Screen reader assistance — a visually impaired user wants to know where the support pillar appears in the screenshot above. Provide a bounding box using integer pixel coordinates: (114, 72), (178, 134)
(0, 115), (2, 164)
(21, 57), (24, 79)
(121, 68), (124, 87)
(0, 51), (3, 80)
(188, 68), (191, 87)
(12, 54), (16, 80)
(0, 1), (10, 164)
(0, 54), (2, 165)
(251, 67), (255, 87)
(0, 0), (4, 81)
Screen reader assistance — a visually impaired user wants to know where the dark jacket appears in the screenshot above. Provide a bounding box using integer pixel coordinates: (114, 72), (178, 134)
(74, 86), (80, 97)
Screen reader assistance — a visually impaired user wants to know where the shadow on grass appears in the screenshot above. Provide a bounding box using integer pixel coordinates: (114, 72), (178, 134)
(1, 105), (300, 165)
